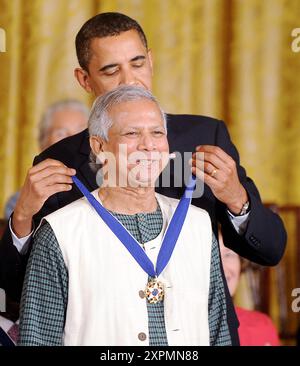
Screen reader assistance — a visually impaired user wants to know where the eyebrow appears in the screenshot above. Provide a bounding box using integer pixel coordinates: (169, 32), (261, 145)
(121, 125), (165, 131)
(99, 55), (146, 72)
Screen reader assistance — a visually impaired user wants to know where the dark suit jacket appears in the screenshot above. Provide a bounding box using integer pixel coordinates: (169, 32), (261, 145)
(0, 114), (287, 345)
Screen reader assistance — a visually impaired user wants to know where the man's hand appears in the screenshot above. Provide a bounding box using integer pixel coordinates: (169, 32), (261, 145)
(12, 159), (76, 238)
(190, 145), (248, 214)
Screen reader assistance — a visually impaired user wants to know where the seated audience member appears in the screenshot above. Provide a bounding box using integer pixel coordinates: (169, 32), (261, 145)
(19, 86), (232, 346)
(4, 99), (89, 219)
(219, 230), (280, 346)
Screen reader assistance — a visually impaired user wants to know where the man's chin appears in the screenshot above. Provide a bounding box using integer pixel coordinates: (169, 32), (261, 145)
(128, 175), (158, 188)
(127, 179), (157, 188)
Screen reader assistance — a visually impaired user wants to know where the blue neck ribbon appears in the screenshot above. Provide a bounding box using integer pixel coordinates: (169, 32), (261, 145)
(72, 175), (196, 278)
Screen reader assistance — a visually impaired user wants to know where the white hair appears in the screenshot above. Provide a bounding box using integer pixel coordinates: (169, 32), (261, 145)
(38, 99), (89, 147)
(88, 85), (167, 141)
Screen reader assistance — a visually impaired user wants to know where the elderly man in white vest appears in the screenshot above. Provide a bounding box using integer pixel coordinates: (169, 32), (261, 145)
(19, 85), (232, 346)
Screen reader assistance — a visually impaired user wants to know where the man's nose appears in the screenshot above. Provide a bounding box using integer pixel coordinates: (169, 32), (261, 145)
(120, 68), (137, 86)
(138, 134), (156, 151)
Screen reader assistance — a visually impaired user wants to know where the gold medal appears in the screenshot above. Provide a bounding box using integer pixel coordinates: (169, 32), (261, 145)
(144, 277), (164, 304)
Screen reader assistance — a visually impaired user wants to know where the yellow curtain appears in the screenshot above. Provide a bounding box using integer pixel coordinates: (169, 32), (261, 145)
(1, 0), (300, 212)
(0, 0), (95, 211)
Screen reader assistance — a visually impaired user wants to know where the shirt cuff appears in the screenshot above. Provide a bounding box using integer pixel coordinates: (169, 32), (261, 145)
(9, 217), (34, 255)
(227, 210), (250, 235)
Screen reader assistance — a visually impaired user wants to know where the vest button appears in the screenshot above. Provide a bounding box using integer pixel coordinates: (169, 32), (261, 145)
(138, 332), (147, 341)
(139, 290), (145, 299)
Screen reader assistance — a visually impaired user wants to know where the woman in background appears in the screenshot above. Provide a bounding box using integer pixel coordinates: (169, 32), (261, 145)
(219, 230), (280, 346)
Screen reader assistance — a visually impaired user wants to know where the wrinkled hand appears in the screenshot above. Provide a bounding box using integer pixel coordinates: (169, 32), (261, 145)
(12, 159), (76, 237)
(189, 145), (248, 214)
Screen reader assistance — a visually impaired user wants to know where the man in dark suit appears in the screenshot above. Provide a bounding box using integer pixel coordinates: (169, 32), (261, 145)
(0, 13), (286, 345)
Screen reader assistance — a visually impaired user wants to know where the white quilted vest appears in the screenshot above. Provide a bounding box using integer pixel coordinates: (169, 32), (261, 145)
(45, 191), (212, 346)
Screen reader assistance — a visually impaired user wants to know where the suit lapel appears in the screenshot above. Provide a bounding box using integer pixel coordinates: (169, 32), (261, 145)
(77, 130), (98, 191)
(166, 114), (178, 152)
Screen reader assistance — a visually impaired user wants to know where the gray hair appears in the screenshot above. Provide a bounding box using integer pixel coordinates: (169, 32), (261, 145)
(88, 85), (167, 141)
(38, 99), (90, 148)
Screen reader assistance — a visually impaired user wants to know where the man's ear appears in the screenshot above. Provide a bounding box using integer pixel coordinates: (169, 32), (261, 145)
(90, 136), (107, 165)
(74, 68), (93, 93)
(90, 136), (104, 155)
(147, 49), (154, 76)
